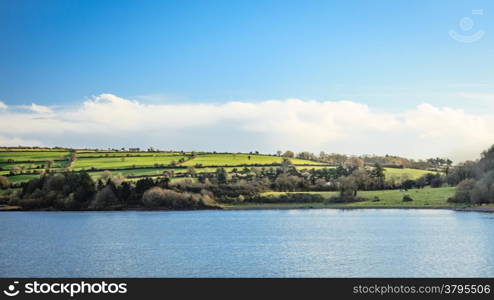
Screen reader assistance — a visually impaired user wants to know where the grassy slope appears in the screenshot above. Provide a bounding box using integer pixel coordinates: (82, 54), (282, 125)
(384, 168), (438, 180)
(0, 161), (68, 169)
(0, 151), (437, 185)
(253, 187), (457, 207)
(6, 174), (41, 183)
(182, 153), (324, 166)
(296, 166), (436, 180)
(76, 151), (185, 158)
(72, 155), (187, 170)
(87, 168), (189, 179)
(0, 151), (69, 162)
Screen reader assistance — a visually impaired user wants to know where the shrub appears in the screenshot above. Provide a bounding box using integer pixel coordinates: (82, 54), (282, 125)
(142, 187), (165, 207)
(326, 195), (366, 203)
(91, 186), (119, 209)
(401, 180), (416, 190)
(372, 196), (380, 202)
(448, 179), (475, 203)
(142, 187), (209, 209)
(469, 171), (494, 204)
(248, 193), (324, 204)
(0, 176), (11, 189)
(200, 194), (217, 207)
(430, 174), (444, 188)
(402, 195), (413, 202)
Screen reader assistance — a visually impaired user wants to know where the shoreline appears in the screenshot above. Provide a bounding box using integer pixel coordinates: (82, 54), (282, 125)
(2, 204), (494, 213)
(225, 205), (494, 213)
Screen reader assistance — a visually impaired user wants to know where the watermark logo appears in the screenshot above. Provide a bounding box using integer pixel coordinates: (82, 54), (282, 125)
(449, 9), (485, 43)
(3, 281), (20, 297)
(2, 280), (127, 297)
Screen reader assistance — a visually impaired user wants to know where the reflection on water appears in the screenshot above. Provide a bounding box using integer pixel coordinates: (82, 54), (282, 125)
(1, 209), (494, 277)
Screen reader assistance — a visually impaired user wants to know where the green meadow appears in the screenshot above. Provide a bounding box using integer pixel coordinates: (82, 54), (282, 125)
(72, 155), (187, 170)
(0, 150), (439, 186)
(181, 153), (324, 167)
(87, 168), (189, 179)
(0, 151), (69, 162)
(75, 151), (185, 158)
(383, 167), (438, 180)
(0, 161), (67, 169)
(239, 186), (457, 208)
(6, 174), (41, 184)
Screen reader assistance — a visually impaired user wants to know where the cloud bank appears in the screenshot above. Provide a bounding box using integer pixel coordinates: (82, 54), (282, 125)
(0, 93), (492, 162)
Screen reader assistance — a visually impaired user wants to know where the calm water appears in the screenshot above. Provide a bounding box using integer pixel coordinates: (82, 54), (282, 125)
(1, 209), (494, 277)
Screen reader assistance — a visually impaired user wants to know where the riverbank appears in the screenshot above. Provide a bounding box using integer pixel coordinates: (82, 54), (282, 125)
(2, 203), (494, 213)
(224, 203), (494, 213)
(0, 204), (221, 212)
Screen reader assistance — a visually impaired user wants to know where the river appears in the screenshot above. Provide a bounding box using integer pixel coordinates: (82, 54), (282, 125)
(1, 209), (494, 277)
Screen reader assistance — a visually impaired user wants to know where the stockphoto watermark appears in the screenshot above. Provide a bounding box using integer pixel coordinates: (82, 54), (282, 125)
(2, 280), (127, 297)
(449, 9), (485, 43)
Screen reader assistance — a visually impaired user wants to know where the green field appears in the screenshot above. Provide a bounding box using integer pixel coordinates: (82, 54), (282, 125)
(182, 153), (323, 167)
(256, 187), (456, 207)
(87, 168), (189, 179)
(0, 150), (438, 185)
(0, 161), (68, 170)
(296, 166), (336, 170)
(72, 155), (187, 170)
(6, 174), (41, 183)
(0, 151), (69, 162)
(76, 151), (185, 158)
(384, 167), (438, 180)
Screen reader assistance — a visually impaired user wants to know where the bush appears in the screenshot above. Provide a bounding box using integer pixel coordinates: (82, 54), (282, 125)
(200, 193), (217, 207)
(401, 180), (416, 190)
(372, 196), (380, 202)
(141, 187), (166, 207)
(448, 179), (475, 203)
(91, 186), (119, 209)
(326, 195), (366, 203)
(142, 187), (213, 209)
(470, 171), (494, 204)
(402, 195), (413, 202)
(0, 176), (11, 189)
(430, 175), (444, 188)
(248, 193), (324, 204)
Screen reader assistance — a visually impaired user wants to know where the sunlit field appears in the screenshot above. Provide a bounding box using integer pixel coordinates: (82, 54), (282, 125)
(252, 186), (457, 207)
(72, 155), (187, 170)
(0, 151), (69, 162)
(182, 153), (324, 166)
(0, 149), (440, 185)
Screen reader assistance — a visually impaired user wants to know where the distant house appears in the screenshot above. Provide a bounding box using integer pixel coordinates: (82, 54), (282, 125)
(129, 148), (140, 152)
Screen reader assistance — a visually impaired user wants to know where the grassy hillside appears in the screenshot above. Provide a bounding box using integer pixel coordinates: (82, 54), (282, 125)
(75, 151), (185, 158)
(0, 151), (69, 162)
(72, 155), (187, 170)
(5, 174), (41, 184)
(0, 149), (438, 185)
(181, 153), (322, 166)
(245, 187), (456, 207)
(384, 167), (437, 180)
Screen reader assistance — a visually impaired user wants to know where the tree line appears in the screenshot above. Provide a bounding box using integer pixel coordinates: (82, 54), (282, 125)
(0, 156), (446, 210)
(448, 145), (494, 205)
(2, 146), (488, 210)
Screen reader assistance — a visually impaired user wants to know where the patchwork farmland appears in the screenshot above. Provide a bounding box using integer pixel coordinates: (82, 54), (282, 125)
(0, 148), (437, 185)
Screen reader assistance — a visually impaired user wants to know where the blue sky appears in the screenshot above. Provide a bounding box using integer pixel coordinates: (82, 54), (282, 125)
(0, 0), (493, 160)
(1, 0), (493, 110)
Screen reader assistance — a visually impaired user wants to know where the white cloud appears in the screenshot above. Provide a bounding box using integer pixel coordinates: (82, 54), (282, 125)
(0, 135), (43, 147)
(0, 93), (493, 162)
(0, 101), (7, 110)
(19, 103), (53, 114)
